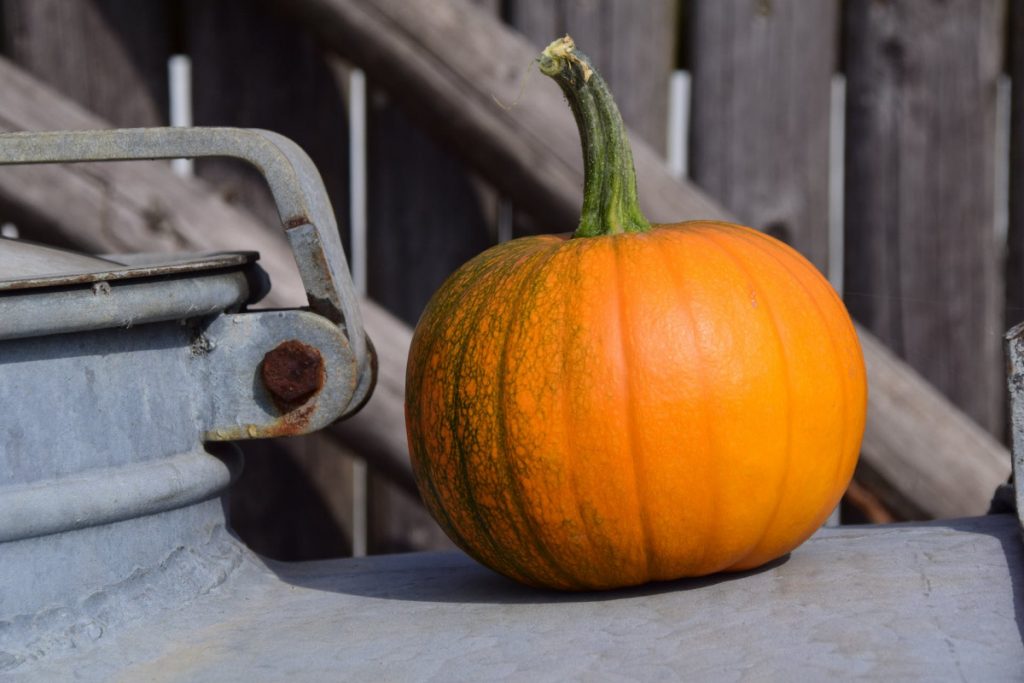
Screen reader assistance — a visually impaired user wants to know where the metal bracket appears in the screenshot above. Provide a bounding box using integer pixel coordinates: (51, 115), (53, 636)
(0, 127), (374, 417)
(194, 310), (357, 441)
(1002, 322), (1024, 532)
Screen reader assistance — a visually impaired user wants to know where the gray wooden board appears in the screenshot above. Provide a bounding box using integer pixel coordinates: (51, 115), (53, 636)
(13, 515), (1024, 680)
(365, 88), (493, 327)
(0, 0), (170, 127)
(364, 0), (500, 327)
(186, 0), (350, 238)
(335, 300), (454, 552)
(843, 0), (1007, 435)
(689, 0), (836, 272)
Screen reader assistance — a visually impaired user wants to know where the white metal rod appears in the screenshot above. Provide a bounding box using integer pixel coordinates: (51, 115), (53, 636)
(348, 68), (369, 558)
(828, 74), (846, 296)
(667, 70), (690, 179)
(995, 75), (1011, 246)
(349, 69), (368, 297)
(497, 200), (514, 243)
(168, 55), (194, 177)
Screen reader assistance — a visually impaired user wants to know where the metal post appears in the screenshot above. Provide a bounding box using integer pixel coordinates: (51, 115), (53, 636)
(1002, 322), (1024, 533)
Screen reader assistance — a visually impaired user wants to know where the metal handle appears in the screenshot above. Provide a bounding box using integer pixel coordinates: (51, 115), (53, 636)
(0, 127), (373, 414)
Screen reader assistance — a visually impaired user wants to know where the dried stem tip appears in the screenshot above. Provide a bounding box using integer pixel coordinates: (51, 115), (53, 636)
(539, 35), (593, 83)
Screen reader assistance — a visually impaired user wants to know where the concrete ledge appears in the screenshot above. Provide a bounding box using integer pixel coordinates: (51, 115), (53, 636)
(15, 515), (1024, 681)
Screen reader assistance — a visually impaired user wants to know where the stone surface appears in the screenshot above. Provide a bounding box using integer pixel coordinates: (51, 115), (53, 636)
(11, 515), (1024, 681)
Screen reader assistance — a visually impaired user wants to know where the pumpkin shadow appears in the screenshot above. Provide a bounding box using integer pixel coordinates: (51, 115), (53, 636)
(267, 550), (790, 605)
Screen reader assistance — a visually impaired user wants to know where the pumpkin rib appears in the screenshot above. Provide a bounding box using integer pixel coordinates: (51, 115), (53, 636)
(693, 229), (797, 571)
(560, 240), (615, 587)
(421, 242), (547, 586)
(729, 226), (863, 554)
(734, 227), (855, 468)
(480, 243), (578, 588)
(651, 229), (717, 576)
(611, 234), (656, 582)
(448, 272), (528, 584)
(492, 242), (586, 589)
(733, 227), (861, 530)
(407, 251), (509, 569)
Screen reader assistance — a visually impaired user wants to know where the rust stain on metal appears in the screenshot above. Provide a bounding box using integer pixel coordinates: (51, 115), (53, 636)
(261, 340), (325, 411)
(265, 402), (318, 437)
(284, 215), (310, 229)
(205, 401), (319, 441)
(303, 246), (345, 325)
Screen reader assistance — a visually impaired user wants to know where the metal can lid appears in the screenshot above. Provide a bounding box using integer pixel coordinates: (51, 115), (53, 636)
(0, 238), (264, 340)
(0, 237), (257, 291)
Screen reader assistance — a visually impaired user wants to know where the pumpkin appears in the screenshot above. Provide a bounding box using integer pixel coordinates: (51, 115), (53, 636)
(405, 36), (867, 590)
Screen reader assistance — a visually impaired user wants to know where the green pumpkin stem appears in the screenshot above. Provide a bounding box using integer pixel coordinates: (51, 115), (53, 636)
(538, 36), (651, 238)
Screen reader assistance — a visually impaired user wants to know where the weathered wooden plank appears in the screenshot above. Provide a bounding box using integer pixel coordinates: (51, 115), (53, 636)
(0, 0), (170, 127)
(858, 332), (1009, 518)
(842, 478), (896, 524)
(272, 0), (1012, 517)
(228, 436), (353, 561)
(186, 0), (350, 232)
(689, 0), (836, 272)
(365, 84), (494, 326)
(508, 0), (676, 152)
(844, 0), (1007, 435)
(1008, 0), (1024, 330)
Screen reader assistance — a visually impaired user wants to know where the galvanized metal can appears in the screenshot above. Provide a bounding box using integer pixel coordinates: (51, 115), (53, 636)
(0, 128), (373, 670)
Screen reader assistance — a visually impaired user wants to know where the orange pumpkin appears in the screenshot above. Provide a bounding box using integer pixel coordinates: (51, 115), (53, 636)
(405, 37), (867, 590)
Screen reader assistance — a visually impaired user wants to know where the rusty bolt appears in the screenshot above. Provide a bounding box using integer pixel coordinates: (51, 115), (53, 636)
(261, 340), (325, 407)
